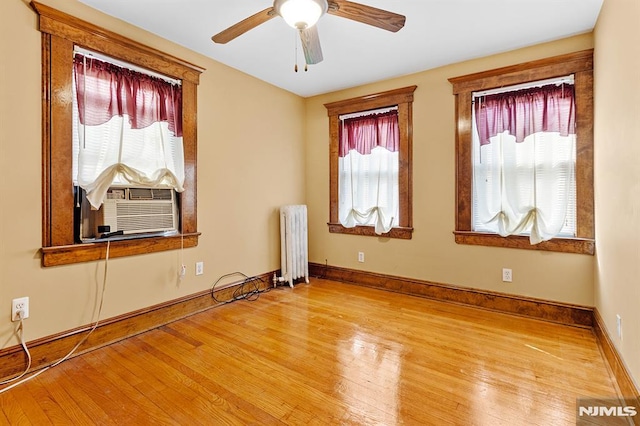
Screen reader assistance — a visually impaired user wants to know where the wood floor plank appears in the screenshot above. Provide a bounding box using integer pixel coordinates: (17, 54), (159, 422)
(0, 390), (32, 425)
(32, 372), (95, 425)
(80, 348), (184, 424)
(39, 363), (113, 424)
(136, 330), (331, 424)
(62, 356), (163, 424)
(0, 278), (621, 425)
(2, 379), (50, 425)
(26, 377), (76, 425)
(128, 336), (287, 425)
(107, 339), (259, 425)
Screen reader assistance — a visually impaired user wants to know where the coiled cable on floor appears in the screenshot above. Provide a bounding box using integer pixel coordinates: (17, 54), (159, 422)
(211, 272), (272, 304)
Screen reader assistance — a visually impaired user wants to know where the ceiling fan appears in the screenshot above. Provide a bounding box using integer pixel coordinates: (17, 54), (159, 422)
(211, 0), (405, 66)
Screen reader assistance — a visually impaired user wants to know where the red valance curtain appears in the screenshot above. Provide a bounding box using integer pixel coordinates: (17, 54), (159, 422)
(339, 110), (399, 157)
(73, 54), (182, 137)
(474, 84), (575, 147)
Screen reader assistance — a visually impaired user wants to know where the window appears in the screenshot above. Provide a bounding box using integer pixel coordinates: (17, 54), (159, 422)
(72, 51), (185, 213)
(472, 77), (577, 243)
(449, 50), (594, 254)
(339, 108), (399, 234)
(325, 86), (416, 239)
(34, 2), (204, 266)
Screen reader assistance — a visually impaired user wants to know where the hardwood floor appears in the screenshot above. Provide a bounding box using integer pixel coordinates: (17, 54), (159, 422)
(0, 279), (619, 425)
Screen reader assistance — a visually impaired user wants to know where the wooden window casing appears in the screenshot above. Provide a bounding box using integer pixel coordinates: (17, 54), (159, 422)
(448, 50), (594, 255)
(33, 2), (204, 266)
(324, 86), (416, 239)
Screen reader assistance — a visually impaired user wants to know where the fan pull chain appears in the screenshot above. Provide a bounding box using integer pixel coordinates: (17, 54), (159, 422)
(294, 31), (298, 72)
(292, 32), (309, 72)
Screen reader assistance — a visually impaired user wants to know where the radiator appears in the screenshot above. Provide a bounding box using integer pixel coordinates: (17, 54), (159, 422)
(277, 205), (309, 288)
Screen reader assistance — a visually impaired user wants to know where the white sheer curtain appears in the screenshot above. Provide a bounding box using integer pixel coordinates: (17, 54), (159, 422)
(338, 109), (399, 234)
(471, 81), (577, 244)
(339, 147), (399, 234)
(72, 114), (185, 209)
(72, 53), (184, 209)
(472, 114), (576, 244)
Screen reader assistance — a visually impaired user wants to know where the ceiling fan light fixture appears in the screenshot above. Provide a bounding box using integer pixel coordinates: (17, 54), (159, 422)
(274, 0), (327, 30)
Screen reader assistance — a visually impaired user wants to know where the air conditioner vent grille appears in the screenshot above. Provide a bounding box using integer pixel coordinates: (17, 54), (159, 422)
(114, 201), (176, 232)
(116, 202), (174, 216)
(128, 188), (173, 201)
(116, 214), (176, 232)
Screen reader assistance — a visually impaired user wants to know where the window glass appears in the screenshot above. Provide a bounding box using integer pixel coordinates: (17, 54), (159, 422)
(470, 79), (577, 243)
(338, 108), (400, 234)
(72, 52), (184, 209)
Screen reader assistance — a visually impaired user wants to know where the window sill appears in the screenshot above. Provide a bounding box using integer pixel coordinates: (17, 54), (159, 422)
(41, 233), (200, 267)
(453, 231), (594, 255)
(328, 223), (413, 240)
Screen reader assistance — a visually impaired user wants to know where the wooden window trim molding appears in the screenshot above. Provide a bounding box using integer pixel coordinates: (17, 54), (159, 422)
(453, 232), (595, 255)
(32, 2), (204, 266)
(327, 223), (413, 240)
(324, 85), (417, 239)
(448, 50), (594, 255)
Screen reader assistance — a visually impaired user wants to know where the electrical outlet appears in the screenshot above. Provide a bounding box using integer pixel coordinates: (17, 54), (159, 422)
(11, 297), (29, 322)
(616, 314), (622, 340)
(195, 261), (204, 276)
(502, 268), (513, 282)
(358, 252), (365, 263)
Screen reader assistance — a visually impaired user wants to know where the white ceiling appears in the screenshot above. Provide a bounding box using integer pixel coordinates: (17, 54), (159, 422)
(77, 0), (603, 98)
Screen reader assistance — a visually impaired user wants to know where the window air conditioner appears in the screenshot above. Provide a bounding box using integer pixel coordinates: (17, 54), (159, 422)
(89, 187), (178, 238)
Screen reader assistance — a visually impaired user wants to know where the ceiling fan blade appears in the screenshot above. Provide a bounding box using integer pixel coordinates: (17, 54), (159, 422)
(299, 26), (323, 65)
(327, 1), (405, 32)
(212, 7), (276, 44)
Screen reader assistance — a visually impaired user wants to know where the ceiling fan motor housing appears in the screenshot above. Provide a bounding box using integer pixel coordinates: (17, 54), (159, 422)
(273, 0), (329, 30)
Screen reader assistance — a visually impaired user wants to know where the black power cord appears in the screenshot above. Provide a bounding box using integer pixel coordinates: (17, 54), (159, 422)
(211, 272), (273, 304)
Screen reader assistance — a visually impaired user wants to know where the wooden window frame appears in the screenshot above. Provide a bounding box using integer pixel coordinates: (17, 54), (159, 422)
(32, 2), (204, 266)
(324, 86), (416, 239)
(448, 50), (594, 255)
